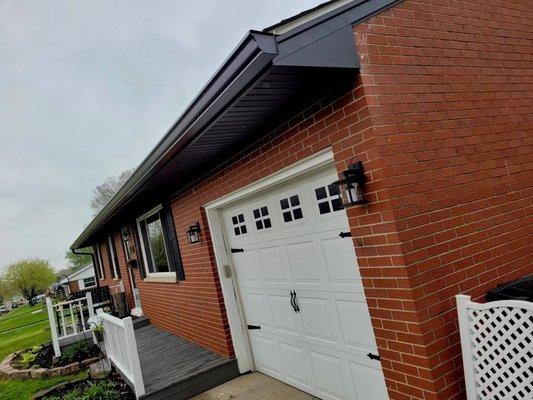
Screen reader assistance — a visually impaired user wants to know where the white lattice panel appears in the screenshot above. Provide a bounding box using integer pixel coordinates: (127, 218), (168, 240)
(456, 295), (533, 400)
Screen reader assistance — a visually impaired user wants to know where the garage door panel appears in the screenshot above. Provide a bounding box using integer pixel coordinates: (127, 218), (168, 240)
(241, 292), (269, 328)
(233, 251), (262, 285)
(257, 245), (287, 283)
(270, 294), (300, 336)
(286, 241), (321, 284)
(310, 351), (348, 400)
(350, 363), (389, 400)
(298, 297), (337, 344)
(251, 336), (281, 376)
(336, 300), (378, 350)
(279, 342), (314, 390)
(321, 235), (363, 286)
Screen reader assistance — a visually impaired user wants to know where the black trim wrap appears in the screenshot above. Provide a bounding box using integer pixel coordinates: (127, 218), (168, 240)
(132, 222), (147, 279)
(160, 203), (186, 281)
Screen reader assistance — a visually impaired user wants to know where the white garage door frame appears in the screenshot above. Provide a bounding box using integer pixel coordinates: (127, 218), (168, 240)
(205, 148), (344, 373)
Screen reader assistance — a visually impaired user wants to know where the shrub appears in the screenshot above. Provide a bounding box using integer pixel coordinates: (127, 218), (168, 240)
(19, 344), (42, 368)
(83, 381), (119, 400)
(61, 341), (93, 364)
(44, 380), (119, 400)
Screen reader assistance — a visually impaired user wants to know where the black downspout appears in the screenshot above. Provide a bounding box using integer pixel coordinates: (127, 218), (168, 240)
(71, 248), (100, 288)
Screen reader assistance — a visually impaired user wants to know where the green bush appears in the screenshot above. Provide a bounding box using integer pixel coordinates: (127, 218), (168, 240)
(83, 381), (119, 399)
(61, 341), (92, 364)
(43, 380), (119, 400)
(19, 344), (42, 368)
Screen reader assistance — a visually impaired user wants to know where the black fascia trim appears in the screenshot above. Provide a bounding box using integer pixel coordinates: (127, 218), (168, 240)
(274, 0), (402, 64)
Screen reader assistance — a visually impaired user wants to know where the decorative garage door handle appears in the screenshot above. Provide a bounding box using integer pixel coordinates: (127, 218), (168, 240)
(290, 291), (300, 313)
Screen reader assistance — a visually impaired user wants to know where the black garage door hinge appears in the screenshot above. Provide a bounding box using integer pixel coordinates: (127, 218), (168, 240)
(339, 231), (352, 238)
(230, 248), (244, 253)
(247, 324), (261, 330)
(367, 352), (380, 361)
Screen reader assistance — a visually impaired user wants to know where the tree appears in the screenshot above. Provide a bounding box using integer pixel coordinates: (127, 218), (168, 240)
(90, 168), (135, 216)
(64, 247), (93, 271)
(3, 258), (56, 306)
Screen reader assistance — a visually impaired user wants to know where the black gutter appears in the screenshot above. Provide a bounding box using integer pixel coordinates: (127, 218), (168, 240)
(71, 248), (100, 288)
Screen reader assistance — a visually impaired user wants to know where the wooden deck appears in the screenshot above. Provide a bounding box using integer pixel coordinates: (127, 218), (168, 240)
(135, 325), (240, 400)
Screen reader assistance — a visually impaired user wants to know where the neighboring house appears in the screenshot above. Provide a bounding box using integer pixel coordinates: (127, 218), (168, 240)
(70, 1), (532, 399)
(59, 263), (97, 294)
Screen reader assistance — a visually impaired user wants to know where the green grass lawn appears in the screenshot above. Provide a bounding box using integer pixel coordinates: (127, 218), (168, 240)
(0, 305), (87, 400)
(0, 304), (50, 361)
(0, 371), (87, 400)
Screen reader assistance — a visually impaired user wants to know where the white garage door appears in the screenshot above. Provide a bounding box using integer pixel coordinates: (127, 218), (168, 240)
(221, 166), (388, 400)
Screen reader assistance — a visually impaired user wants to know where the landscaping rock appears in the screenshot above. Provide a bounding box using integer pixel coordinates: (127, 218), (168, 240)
(89, 358), (111, 379)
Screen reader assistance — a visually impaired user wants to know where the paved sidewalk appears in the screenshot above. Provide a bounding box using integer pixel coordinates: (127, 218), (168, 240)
(192, 372), (318, 400)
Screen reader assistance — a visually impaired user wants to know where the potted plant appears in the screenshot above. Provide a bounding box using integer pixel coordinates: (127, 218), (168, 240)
(88, 315), (104, 343)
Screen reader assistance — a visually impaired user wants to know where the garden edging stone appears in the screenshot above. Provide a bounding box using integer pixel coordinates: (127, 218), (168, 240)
(0, 352), (100, 379)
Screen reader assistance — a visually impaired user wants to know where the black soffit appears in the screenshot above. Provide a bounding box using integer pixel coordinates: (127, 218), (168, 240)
(72, 0), (401, 249)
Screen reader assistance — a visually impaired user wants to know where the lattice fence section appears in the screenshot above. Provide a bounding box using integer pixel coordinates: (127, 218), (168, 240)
(456, 295), (533, 400)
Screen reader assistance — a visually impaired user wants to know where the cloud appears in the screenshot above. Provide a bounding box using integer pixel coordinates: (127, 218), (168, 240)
(0, 0), (325, 270)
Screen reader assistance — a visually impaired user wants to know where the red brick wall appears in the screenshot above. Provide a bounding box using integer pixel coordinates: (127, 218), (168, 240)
(350, 1), (533, 398)
(68, 280), (80, 294)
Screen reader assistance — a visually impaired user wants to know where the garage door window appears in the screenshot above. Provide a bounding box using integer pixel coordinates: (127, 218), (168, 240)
(253, 206), (271, 230)
(280, 194), (303, 222)
(315, 184), (343, 214)
(232, 214), (247, 236)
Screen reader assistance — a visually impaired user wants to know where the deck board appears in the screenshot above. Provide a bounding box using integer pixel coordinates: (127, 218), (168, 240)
(135, 325), (239, 399)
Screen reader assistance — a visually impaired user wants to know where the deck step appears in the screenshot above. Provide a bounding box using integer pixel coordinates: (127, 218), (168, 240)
(133, 316), (150, 330)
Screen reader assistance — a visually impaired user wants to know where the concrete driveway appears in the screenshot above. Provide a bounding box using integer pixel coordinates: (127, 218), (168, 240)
(192, 372), (318, 400)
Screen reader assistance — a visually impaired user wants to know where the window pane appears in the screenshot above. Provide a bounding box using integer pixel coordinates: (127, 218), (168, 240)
(146, 216), (169, 273)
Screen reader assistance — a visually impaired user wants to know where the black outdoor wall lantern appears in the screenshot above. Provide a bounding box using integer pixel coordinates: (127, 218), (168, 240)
(333, 161), (367, 207)
(186, 222), (201, 244)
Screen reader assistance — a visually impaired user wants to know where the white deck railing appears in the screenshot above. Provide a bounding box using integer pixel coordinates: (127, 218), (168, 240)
(46, 293), (95, 357)
(97, 310), (145, 398)
(456, 295), (533, 400)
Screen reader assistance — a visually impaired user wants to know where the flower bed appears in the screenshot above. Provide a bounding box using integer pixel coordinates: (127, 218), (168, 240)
(32, 372), (135, 400)
(0, 341), (100, 379)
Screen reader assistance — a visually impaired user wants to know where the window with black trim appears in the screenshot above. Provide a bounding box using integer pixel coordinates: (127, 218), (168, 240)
(95, 244), (105, 279)
(315, 184), (343, 214)
(82, 277), (96, 288)
(280, 194), (303, 222)
(138, 209), (174, 274)
(232, 214), (247, 236)
(253, 206), (271, 230)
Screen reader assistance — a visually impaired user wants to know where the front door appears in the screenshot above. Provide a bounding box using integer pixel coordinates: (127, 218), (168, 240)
(221, 166), (388, 400)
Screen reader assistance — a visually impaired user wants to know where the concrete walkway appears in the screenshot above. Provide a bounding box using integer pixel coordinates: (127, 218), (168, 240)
(192, 372), (318, 400)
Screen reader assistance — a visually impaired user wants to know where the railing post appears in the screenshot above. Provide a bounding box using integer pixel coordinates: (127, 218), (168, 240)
(86, 292), (97, 344)
(456, 295), (476, 400)
(46, 297), (61, 358)
(123, 317), (145, 398)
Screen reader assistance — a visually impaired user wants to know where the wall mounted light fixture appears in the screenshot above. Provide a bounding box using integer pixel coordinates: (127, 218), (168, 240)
(332, 161), (367, 207)
(186, 222), (201, 244)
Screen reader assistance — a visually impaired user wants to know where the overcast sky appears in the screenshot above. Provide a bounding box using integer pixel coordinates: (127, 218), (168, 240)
(0, 0), (325, 271)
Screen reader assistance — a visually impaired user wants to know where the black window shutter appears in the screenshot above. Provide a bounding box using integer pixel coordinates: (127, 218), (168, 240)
(92, 245), (100, 279)
(106, 240), (115, 278)
(160, 203), (185, 281)
(139, 220), (155, 274)
(99, 243), (106, 279)
(132, 222), (147, 279)
(111, 236), (121, 278)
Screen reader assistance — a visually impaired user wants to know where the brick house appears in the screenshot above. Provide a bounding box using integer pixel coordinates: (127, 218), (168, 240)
(71, 1), (532, 399)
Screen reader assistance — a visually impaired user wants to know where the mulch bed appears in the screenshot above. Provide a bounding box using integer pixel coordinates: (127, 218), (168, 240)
(35, 371), (135, 400)
(11, 342), (99, 369)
